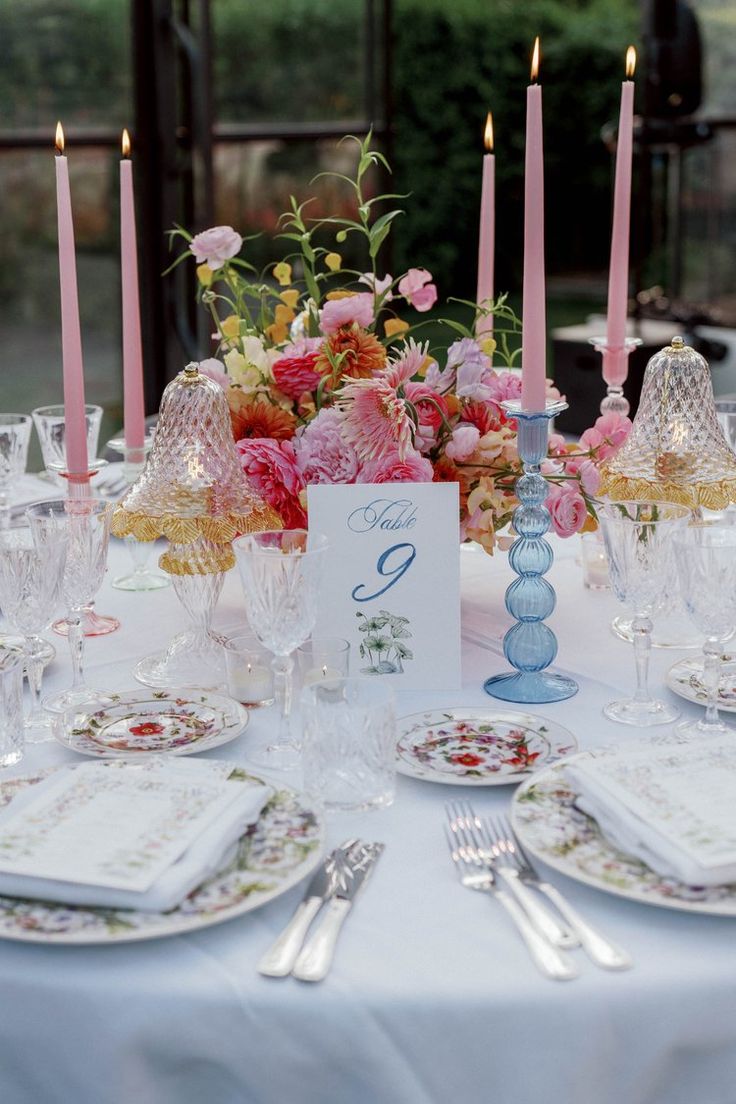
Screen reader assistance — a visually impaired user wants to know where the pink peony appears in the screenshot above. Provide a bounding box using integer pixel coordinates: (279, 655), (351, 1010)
(189, 226), (242, 270)
(445, 424), (480, 462)
(398, 268), (438, 312)
(485, 371), (522, 407)
(358, 450), (435, 483)
(319, 294), (375, 335)
(197, 358), (229, 390)
(272, 352), (321, 399)
(293, 409), (360, 485)
(236, 438), (306, 528)
(547, 485), (588, 538)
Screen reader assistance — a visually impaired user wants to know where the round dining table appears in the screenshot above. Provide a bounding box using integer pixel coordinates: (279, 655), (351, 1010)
(2, 473), (736, 1104)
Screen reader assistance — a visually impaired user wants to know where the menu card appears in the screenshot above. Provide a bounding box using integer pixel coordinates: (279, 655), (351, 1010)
(0, 759), (243, 893)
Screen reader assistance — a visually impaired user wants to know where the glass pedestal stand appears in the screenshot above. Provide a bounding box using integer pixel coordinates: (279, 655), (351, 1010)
(589, 336), (642, 417)
(484, 400), (578, 704)
(106, 435), (170, 592)
(135, 541), (227, 690)
(48, 463), (121, 638)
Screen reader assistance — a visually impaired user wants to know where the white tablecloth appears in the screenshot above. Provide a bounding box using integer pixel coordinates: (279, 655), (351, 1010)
(3, 476), (736, 1104)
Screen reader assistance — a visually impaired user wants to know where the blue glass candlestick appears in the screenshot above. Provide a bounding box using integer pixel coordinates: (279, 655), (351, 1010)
(484, 398), (578, 704)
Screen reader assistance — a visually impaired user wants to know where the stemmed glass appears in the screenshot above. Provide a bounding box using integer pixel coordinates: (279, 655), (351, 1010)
(233, 530), (328, 769)
(32, 404), (103, 486)
(674, 525), (736, 737)
(0, 526), (67, 739)
(0, 415), (32, 528)
(26, 499), (114, 713)
(599, 500), (690, 726)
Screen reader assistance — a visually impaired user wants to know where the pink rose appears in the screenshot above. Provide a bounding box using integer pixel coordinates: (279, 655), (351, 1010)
(272, 352), (321, 399)
(358, 450), (434, 483)
(293, 409), (360, 485)
(197, 358), (229, 390)
(398, 268), (438, 312)
(237, 438), (306, 528)
(547, 485), (588, 538)
(445, 424), (480, 462)
(319, 293), (375, 335)
(189, 226), (243, 270)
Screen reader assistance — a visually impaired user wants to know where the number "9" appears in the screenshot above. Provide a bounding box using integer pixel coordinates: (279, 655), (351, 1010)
(352, 542), (416, 603)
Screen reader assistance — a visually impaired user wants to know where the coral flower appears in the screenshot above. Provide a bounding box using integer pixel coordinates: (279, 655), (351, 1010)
(129, 722), (165, 737)
(229, 393), (297, 441)
(451, 752), (484, 768)
(271, 352), (321, 400)
(315, 324), (387, 383)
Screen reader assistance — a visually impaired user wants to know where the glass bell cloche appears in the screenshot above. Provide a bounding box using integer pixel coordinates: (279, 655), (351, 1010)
(112, 362), (280, 688)
(599, 336), (736, 510)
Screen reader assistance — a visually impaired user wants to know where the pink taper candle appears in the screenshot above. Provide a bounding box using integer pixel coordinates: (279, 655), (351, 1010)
(521, 38), (547, 412)
(120, 129), (146, 453)
(475, 112), (495, 338)
(54, 122), (89, 477)
(604, 47), (637, 387)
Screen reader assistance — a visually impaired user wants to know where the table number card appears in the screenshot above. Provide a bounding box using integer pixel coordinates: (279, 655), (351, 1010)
(307, 482), (461, 691)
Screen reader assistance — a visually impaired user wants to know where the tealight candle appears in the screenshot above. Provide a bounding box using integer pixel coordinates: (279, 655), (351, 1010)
(228, 661), (274, 707)
(302, 664), (343, 689)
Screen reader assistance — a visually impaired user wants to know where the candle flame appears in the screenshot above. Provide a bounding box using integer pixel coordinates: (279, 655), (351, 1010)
(484, 112), (494, 152)
(531, 36), (540, 82)
(321, 665), (328, 678)
(625, 45), (636, 79)
(55, 121), (64, 154)
(121, 128), (131, 157)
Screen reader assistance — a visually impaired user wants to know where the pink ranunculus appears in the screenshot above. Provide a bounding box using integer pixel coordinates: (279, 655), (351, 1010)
(578, 458), (601, 497)
(445, 424), (480, 462)
(189, 226), (243, 270)
(236, 438), (306, 528)
(547, 485), (588, 538)
(358, 449), (435, 484)
(197, 358), (229, 390)
(319, 293), (375, 335)
(272, 352), (321, 399)
(398, 268), (438, 312)
(293, 408), (360, 485)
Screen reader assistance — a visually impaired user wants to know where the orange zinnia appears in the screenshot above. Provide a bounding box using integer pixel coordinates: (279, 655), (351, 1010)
(228, 392), (297, 441)
(315, 324), (386, 384)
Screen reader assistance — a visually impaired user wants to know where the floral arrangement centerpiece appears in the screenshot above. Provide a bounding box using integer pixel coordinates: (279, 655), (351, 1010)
(168, 134), (631, 552)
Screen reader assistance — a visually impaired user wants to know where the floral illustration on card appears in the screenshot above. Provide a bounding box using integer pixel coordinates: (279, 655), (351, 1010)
(356, 609), (413, 674)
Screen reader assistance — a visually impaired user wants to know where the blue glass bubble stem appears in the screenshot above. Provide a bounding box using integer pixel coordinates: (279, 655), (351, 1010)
(483, 398), (578, 704)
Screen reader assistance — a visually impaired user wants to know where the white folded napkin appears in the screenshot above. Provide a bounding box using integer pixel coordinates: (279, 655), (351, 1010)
(567, 735), (736, 887)
(0, 760), (272, 912)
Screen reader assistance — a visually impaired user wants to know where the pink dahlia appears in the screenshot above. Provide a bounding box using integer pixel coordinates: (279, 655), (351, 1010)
(236, 438), (306, 528)
(293, 408), (360, 485)
(272, 351), (321, 399)
(358, 450), (434, 483)
(338, 370), (414, 463)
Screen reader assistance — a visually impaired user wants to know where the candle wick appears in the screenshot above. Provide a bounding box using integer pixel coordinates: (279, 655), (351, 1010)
(321, 665), (327, 678)
(247, 663), (252, 675)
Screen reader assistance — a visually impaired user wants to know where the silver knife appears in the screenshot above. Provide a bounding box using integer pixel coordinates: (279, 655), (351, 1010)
(257, 839), (360, 977)
(291, 842), (385, 982)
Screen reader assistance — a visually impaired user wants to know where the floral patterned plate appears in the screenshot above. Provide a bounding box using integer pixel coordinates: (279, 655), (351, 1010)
(395, 709), (577, 786)
(60, 690), (248, 758)
(666, 655), (736, 713)
(511, 749), (736, 916)
(0, 764), (324, 943)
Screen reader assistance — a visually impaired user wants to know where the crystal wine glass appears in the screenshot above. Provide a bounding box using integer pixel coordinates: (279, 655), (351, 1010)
(26, 498), (114, 713)
(0, 414), (32, 529)
(673, 525), (736, 737)
(233, 530), (328, 769)
(0, 525), (67, 739)
(599, 500), (690, 726)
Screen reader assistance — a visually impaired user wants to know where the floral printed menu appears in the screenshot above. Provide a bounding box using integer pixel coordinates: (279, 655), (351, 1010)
(0, 760), (241, 892)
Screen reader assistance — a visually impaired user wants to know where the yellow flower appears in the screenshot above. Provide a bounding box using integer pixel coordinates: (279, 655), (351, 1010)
(580, 514), (599, 533)
(266, 321), (289, 345)
(325, 252), (342, 272)
(273, 261), (292, 287)
(384, 317), (410, 339)
(196, 264), (213, 287)
(220, 315), (241, 340)
(274, 303), (296, 326)
(279, 289), (300, 310)
(325, 289), (356, 301)
(479, 336), (497, 357)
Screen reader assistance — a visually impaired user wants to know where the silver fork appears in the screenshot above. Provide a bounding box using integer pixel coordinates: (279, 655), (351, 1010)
(449, 801), (577, 950)
(445, 814), (578, 981)
(491, 814), (632, 971)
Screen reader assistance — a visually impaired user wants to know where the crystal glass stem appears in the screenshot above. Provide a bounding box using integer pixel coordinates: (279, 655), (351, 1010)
(67, 610), (85, 693)
(272, 654), (296, 747)
(0, 490), (10, 531)
(703, 637), (722, 728)
(631, 615), (654, 706)
(483, 399), (578, 704)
